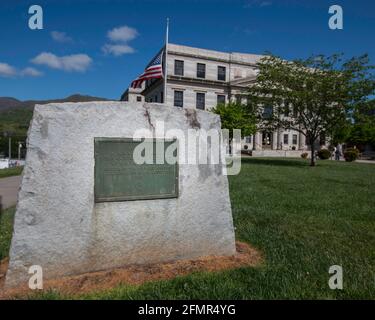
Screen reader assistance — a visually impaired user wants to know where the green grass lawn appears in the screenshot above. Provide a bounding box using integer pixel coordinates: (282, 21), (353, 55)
(0, 207), (15, 261)
(0, 166), (23, 179)
(1, 158), (375, 299)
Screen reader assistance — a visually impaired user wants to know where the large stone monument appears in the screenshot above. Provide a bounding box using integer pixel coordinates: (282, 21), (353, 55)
(5, 102), (236, 287)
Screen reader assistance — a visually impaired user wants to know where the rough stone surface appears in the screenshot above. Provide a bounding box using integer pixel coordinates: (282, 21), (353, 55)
(5, 102), (236, 287)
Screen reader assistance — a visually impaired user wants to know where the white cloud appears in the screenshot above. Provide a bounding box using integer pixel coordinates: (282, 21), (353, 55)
(103, 25), (139, 57)
(21, 67), (43, 77)
(107, 25), (138, 42)
(0, 62), (17, 77)
(31, 52), (92, 72)
(51, 31), (73, 43)
(0, 63), (43, 78)
(102, 44), (135, 56)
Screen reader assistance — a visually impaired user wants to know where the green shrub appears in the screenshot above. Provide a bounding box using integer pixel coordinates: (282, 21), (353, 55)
(317, 149), (331, 160)
(344, 148), (359, 162)
(301, 152), (308, 159)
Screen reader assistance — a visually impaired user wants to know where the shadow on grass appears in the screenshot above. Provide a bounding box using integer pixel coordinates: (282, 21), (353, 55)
(242, 157), (310, 168)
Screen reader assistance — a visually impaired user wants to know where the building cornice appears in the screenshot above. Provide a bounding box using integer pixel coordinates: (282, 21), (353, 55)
(141, 75), (256, 96)
(167, 50), (259, 68)
(169, 75), (229, 87)
(168, 75), (256, 89)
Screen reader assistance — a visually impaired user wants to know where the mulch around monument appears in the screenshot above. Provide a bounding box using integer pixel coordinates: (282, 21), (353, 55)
(0, 241), (262, 299)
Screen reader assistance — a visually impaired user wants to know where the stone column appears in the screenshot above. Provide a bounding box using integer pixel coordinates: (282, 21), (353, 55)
(299, 132), (306, 150)
(272, 131), (278, 150)
(278, 131), (283, 150)
(255, 132), (262, 150)
(251, 133), (256, 150)
(276, 129), (281, 150)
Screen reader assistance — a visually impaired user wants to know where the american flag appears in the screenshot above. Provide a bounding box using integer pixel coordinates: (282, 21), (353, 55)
(131, 50), (164, 88)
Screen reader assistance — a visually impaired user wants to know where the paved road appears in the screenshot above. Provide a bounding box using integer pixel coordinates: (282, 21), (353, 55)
(0, 175), (22, 210)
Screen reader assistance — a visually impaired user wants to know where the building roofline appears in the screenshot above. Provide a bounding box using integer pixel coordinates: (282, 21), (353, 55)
(168, 42), (263, 56)
(167, 43), (264, 66)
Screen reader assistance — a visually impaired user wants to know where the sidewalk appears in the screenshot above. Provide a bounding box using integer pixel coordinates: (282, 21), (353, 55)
(330, 158), (375, 164)
(356, 159), (375, 164)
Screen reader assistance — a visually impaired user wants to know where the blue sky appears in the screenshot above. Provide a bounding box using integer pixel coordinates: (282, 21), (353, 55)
(0, 0), (374, 100)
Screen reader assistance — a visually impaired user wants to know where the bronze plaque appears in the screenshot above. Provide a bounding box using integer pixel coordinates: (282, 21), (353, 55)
(94, 138), (178, 202)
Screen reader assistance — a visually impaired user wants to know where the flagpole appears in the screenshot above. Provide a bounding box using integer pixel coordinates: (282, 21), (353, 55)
(164, 18), (169, 104)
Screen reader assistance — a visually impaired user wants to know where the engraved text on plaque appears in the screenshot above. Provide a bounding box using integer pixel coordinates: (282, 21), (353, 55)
(94, 138), (178, 202)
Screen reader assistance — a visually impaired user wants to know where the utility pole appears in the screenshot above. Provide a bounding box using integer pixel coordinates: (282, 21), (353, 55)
(9, 136), (12, 160)
(18, 141), (22, 160)
(3, 131), (14, 161)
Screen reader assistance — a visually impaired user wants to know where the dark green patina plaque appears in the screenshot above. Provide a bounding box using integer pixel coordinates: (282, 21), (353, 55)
(94, 138), (178, 202)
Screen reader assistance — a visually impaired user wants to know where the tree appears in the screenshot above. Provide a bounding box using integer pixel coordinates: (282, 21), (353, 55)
(212, 102), (257, 154)
(349, 99), (375, 146)
(247, 54), (375, 166)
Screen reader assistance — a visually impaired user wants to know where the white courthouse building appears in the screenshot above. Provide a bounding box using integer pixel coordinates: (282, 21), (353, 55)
(121, 43), (328, 154)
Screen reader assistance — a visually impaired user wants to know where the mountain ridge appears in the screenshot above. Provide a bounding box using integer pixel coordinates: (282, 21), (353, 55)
(0, 94), (112, 112)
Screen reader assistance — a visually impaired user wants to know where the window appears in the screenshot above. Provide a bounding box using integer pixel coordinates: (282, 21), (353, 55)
(174, 60), (184, 76)
(245, 136), (252, 143)
(196, 92), (205, 110)
(197, 63), (206, 78)
(217, 94), (226, 105)
(292, 106), (298, 117)
(174, 90), (183, 108)
(218, 66), (226, 81)
(306, 136), (311, 145)
(283, 134), (289, 145)
(263, 105), (273, 118)
(320, 133), (326, 145)
(284, 102), (290, 116)
(236, 95), (242, 104)
(136, 96), (142, 102)
(293, 134), (298, 145)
